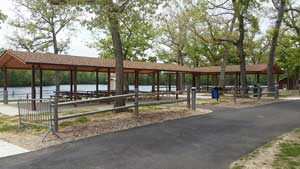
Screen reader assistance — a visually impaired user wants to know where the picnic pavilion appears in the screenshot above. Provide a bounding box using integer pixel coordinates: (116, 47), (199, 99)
(0, 50), (284, 104)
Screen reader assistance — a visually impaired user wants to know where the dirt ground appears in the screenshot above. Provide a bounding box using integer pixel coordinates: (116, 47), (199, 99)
(230, 129), (300, 169)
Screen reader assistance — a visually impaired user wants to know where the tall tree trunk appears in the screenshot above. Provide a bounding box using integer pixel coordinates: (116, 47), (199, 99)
(219, 16), (236, 89)
(232, 0), (248, 96)
(177, 50), (184, 92)
(237, 15), (248, 95)
(52, 27), (60, 96)
(109, 13), (125, 107)
(268, 0), (285, 92)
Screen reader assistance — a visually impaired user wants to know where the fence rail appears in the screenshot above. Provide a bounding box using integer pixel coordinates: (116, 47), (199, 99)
(53, 89), (195, 132)
(17, 89), (197, 140)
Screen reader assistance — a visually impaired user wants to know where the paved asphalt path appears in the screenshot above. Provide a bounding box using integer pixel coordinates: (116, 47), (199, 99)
(1, 100), (300, 169)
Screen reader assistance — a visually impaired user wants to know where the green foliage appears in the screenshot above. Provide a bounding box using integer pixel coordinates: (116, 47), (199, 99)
(83, 0), (163, 62)
(273, 142), (300, 169)
(9, 0), (79, 53)
(277, 32), (300, 79)
(0, 10), (7, 28)
(0, 115), (18, 132)
(91, 5), (158, 61)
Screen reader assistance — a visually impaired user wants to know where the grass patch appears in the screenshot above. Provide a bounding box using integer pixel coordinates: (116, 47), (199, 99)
(59, 109), (94, 116)
(59, 117), (90, 128)
(0, 115), (18, 132)
(273, 142), (300, 169)
(201, 101), (219, 105)
(0, 123), (18, 132)
(231, 164), (243, 169)
(140, 106), (164, 112)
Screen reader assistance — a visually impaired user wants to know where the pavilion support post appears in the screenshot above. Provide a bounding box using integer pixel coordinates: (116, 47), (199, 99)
(152, 72), (155, 92)
(39, 68), (43, 101)
(176, 72), (179, 99)
(276, 74), (280, 85)
(256, 73), (260, 84)
(73, 67), (78, 107)
(195, 74), (200, 91)
(31, 65), (36, 110)
(3, 68), (8, 104)
(96, 71), (99, 97)
(238, 73), (241, 88)
(107, 68), (111, 96)
(235, 73), (238, 87)
(168, 74), (172, 92)
(70, 70), (73, 100)
(156, 71), (160, 100)
(192, 73), (196, 87)
(134, 70), (139, 90)
(206, 74), (209, 92)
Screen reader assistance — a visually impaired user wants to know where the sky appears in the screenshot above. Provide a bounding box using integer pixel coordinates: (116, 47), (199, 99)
(0, 0), (99, 57)
(0, 0), (282, 58)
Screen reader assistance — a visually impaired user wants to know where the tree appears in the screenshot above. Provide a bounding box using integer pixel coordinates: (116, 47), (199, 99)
(281, 0), (300, 88)
(0, 10), (7, 28)
(10, 0), (78, 93)
(91, 6), (157, 91)
(51, 0), (162, 108)
(157, 11), (190, 90)
(267, 0), (286, 92)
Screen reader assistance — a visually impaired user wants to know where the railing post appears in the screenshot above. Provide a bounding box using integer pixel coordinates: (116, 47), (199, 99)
(54, 97), (59, 132)
(274, 84), (279, 99)
(134, 88), (139, 116)
(3, 90), (8, 104)
(233, 85), (237, 104)
(187, 87), (191, 109)
(191, 87), (196, 111)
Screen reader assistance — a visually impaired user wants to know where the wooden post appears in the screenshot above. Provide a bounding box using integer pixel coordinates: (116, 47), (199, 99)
(191, 87), (196, 111)
(235, 73), (238, 86)
(192, 73), (196, 87)
(233, 85), (237, 104)
(187, 87), (190, 108)
(206, 74), (209, 92)
(70, 70), (73, 100)
(107, 68), (111, 96)
(96, 71), (99, 97)
(39, 68), (43, 101)
(168, 73), (172, 92)
(3, 68), (8, 104)
(31, 65), (36, 110)
(73, 67), (77, 104)
(54, 97), (59, 132)
(134, 70), (139, 90)
(152, 72), (155, 92)
(196, 74), (200, 91)
(256, 73), (260, 84)
(157, 71), (160, 100)
(176, 72), (179, 99)
(134, 88), (139, 116)
(238, 73), (241, 88)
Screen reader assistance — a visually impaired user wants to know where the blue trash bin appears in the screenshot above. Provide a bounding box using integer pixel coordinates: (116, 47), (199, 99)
(211, 87), (219, 101)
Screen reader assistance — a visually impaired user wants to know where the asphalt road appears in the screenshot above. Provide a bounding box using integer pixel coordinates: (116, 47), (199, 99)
(1, 100), (300, 169)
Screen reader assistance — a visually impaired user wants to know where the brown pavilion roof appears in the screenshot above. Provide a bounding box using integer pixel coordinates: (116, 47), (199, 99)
(0, 50), (194, 73)
(0, 50), (284, 74)
(193, 64), (284, 74)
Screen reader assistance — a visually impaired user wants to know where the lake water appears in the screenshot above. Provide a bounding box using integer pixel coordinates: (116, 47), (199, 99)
(0, 84), (174, 100)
